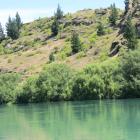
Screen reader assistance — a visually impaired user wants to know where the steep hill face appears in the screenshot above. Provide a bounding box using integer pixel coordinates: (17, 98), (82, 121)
(0, 8), (123, 77)
(110, 0), (140, 56)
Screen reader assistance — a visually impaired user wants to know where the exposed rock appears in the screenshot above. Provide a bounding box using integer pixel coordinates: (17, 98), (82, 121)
(59, 18), (93, 27)
(14, 45), (29, 52)
(34, 35), (48, 42)
(5, 43), (12, 49)
(110, 0), (140, 56)
(72, 18), (93, 26)
(58, 19), (71, 27)
(95, 8), (108, 15)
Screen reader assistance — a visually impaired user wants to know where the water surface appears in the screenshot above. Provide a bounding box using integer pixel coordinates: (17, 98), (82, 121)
(0, 99), (140, 140)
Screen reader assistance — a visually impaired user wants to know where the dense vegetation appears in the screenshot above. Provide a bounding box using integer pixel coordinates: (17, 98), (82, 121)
(0, 73), (21, 104)
(0, 46), (139, 104)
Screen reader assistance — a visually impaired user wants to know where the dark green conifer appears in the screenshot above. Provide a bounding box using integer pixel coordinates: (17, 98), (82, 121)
(71, 31), (81, 54)
(55, 4), (63, 20)
(15, 12), (22, 30)
(109, 3), (118, 26)
(6, 17), (19, 40)
(51, 18), (59, 36)
(0, 23), (5, 42)
(124, 17), (138, 50)
(97, 22), (105, 36)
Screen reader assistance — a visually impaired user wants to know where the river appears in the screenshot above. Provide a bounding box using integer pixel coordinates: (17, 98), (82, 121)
(0, 99), (140, 140)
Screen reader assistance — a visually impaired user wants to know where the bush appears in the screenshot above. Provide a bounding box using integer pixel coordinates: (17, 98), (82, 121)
(72, 73), (103, 100)
(72, 60), (123, 100)
(120, 49), (140, 98)
(49, 52), (55, 62)
(37, 63), (74, 101)
(0, 73), (21, 104)
(89, 33), (97, 44)
(97, 22), (105, 36)
(76, 51), (86, 59)
(16, 76), (39, 103)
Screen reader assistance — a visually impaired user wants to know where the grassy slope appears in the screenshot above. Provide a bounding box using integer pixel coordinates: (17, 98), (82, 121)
(0, 9), (122, 77)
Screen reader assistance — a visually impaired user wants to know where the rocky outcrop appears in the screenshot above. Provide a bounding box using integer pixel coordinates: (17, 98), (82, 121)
(110, 0), (140, 56)
(95, 8), (108, 15)
(59, 18), (93, 27)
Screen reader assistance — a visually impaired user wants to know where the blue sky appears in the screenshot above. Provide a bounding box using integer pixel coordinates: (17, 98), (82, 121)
(0, 0), (124, 27)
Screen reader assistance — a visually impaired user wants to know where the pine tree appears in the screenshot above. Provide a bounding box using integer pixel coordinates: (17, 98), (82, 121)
(6, 17), (19, 40)
(124, 17), (138, 50)
(15, 12), (22, 30)
(51, 4), (63, 36)
(0, 23), (5, 42)
(51, 18), (59, 36)
(55, 4), (63, 20)
(71, 31), (81, 54)
(97, 22), (105, 36)
(109, 3), (118, 26)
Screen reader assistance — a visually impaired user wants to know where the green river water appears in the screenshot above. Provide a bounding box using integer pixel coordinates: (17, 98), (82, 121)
(0, 99), (140, 140)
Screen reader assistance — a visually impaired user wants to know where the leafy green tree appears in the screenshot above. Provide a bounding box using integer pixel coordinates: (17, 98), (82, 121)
(0, 23), (5, 42)
(109, 3), (118, 26)
(0, 73), (21, 104)
(16, 76), (39, 103)
(55, 4), (63, 20)
(124, 17), (138, 50)
(51, 18), (59, 36)
(72, 73), (103, 100)
(97, 22), (105, 36)
(6, 17), (19, 39)
(72, 60), (123, 100)
(71, 31), (81, 54)
(121, 48), (140, 98)
(37, 63), (74, 101)
(15, 12), (22, 30)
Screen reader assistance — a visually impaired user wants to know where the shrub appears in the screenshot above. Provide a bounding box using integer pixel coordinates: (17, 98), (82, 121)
(120, 49), (140, 98)
(37, 63), (74, 101)
(89, 33), (97, 44)
(0, 73), (21, 104)
(97, 22), (105, 36)
(72, 60), (123, 100)
(49, 52), (55, 62)
(76, 51), (86, 59)
(16, 76), (39, 103)
(7, 58), (12, 63)
(72, 73), (103, 100)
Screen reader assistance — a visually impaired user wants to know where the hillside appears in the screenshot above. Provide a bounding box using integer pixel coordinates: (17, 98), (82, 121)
(0, 0), (140, 104)
(0, 8), (123, 77)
